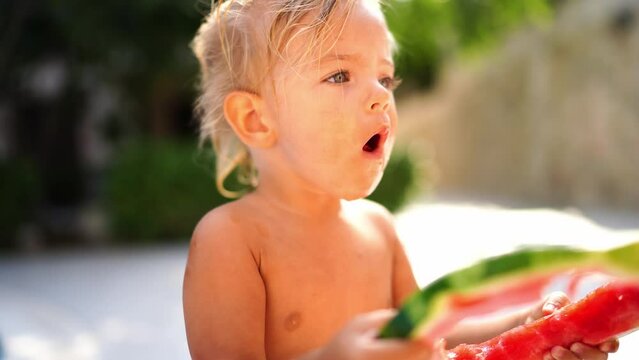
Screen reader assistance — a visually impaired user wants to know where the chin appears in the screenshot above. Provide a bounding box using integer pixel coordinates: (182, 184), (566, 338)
(339, 177), (383, 201)
(342, 192), (367, 201)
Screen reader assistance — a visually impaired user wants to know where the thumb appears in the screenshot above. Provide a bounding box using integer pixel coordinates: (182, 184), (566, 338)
(526, 292), (571, 324)
(541, 291), (571, 316)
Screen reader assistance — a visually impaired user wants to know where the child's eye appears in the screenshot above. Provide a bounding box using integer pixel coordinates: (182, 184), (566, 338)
(326, 70), (350, 84)
(379, 76), (402, 91)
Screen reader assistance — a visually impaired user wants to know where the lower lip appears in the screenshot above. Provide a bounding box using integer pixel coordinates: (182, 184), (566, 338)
(362, 130), (389, 159)
(362, 145), (385, 159)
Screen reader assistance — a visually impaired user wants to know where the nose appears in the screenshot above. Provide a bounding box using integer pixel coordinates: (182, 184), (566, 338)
(367, 81), (391, 113)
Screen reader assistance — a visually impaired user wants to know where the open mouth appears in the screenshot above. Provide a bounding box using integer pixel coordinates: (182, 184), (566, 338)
(362, 128), (389, 154)
(363, 134), (381, 153)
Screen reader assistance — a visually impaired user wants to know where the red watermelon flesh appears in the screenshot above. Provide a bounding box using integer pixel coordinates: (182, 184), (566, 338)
(448, 281), (639, 360)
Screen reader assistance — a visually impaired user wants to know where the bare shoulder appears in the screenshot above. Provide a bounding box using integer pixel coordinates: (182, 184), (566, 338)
(185, 199), (263, 302)
(183, 199), (266, 359)
(348, 198), (397, 238)
(190, 200), (254, 249)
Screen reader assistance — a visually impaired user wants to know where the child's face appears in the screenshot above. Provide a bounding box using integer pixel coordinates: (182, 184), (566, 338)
(262, 0), (398, 200)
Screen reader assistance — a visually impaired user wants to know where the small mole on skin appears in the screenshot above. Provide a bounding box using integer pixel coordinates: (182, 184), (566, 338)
(284, 312), (302, 332)
(230, 213), (242, 225)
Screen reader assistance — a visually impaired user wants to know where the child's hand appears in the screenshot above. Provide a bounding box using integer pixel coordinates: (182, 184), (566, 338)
(527, 292), (620, 360)
(313, 309), (443, 360)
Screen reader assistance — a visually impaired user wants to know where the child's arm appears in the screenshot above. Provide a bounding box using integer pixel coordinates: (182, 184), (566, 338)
(390, 228), (421, 306)
(183, 211), (267, 360)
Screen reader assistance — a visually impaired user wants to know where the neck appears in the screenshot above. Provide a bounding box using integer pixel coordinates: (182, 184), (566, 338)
(250, 173), (343, 221)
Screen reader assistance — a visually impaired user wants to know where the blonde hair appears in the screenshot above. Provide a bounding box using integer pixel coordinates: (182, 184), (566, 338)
(192, 0), (358, 198)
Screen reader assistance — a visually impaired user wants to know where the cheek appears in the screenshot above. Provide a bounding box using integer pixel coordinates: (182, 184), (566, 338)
(314, 102), (355, 158)
(284, 94), (351, 147)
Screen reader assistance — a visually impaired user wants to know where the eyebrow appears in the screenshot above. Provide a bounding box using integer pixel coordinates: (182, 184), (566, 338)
(318, 53), (394, 69)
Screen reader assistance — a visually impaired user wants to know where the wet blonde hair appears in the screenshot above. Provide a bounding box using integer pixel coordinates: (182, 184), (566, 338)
(192, 0), (359, 198)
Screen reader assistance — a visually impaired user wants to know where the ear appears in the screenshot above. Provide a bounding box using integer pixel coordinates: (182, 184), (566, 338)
(223, 91), (276, 148)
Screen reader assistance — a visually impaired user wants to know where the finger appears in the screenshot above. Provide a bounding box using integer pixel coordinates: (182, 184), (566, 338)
(598, 338), (619, 353)
(527, 299), (547, 322)
(542, 292), (571, 316)
(528, 292), (570, 323)
(353, 309), (398, 331)
(431, 339), (448, 360)
(550, 346), (580, 360)
(570, 342), (608, 360)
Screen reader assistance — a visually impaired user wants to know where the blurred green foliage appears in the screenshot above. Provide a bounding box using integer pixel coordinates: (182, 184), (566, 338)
(105, 139), (228, 241)
(368, 149), (423, 213)
(383, 0), (555, 87)
(0, 159), (41, 245)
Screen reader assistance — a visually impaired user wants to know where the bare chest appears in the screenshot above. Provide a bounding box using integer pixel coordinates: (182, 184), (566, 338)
(256, 222), (394, 359)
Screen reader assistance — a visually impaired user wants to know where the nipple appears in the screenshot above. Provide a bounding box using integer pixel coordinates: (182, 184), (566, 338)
(284, 311), (302, 332)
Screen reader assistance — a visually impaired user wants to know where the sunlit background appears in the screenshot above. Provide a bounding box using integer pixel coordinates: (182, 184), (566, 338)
(1, 0), (639, 359)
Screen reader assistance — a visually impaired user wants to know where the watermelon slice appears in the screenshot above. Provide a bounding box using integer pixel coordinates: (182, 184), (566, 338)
(447, 281), (639, 360)
(380, 241), (639, 342)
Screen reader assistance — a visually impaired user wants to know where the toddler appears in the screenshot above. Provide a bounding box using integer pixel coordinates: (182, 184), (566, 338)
(183, 0), (619, 359)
